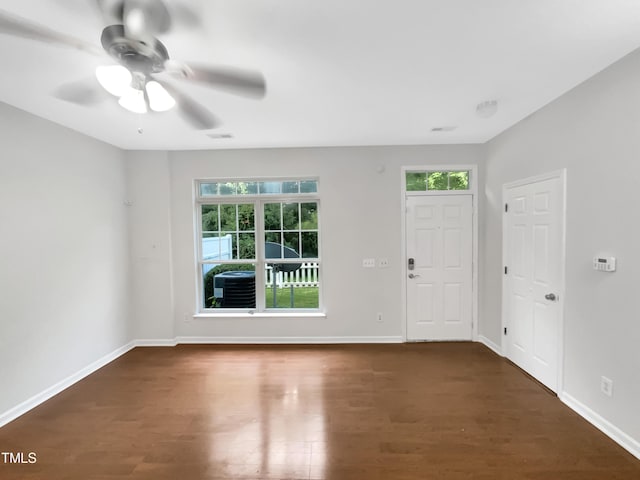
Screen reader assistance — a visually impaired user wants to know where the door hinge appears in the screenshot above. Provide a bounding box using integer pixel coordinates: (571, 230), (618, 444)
(504, 327), (508, 335)
(504, 266), (508, 274)
(504, 203), (508, 213)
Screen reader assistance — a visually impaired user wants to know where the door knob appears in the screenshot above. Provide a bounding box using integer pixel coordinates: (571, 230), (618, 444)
(544, 293), (557, 301)
(408, 273), (421, 279)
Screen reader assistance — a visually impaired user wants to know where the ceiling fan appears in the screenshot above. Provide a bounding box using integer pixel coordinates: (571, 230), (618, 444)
(0, 0), (266, 129)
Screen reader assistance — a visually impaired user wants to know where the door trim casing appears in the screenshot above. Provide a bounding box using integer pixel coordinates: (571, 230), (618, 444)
(400, 165), (479, 342)
(501, 169), (567, 393)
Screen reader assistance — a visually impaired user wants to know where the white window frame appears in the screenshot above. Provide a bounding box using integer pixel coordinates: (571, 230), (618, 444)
(194, 178), (322, 315)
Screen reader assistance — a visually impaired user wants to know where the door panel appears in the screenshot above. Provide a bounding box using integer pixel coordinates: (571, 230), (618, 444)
(416, 228), (436, 268)
(406, 195), (472, 341)
(511, 292), (529, 358)
(505, 175), (563, 392)
(416, 283), (435, 323)
(533, 225), (549, 281)
(533, 302), (553, 365)
(443, 283), (462, 322)
(444, 228), (462, 267)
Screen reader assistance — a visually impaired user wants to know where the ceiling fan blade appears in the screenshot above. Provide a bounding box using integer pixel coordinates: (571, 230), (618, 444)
(165, 62), (266, 99)
(94, 0), (124, 23)
(170, 2), (201, 29)
(0, 9), (100, 55)
(122, 0), (171, 38)
(157, 80), (220, 130)
(95, 0), (196, 32)
(53, 78), (109, 106)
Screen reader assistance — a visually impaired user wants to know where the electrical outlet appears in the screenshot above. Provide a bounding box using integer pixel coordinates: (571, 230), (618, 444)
(600, 376), (613, 397)
(362, 258), (376, 268)
(378, 258), (390, 268)
(376, 312), (383, 322)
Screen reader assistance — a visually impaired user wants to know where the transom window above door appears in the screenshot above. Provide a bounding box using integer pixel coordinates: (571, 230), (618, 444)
(406, 170), (470, 191)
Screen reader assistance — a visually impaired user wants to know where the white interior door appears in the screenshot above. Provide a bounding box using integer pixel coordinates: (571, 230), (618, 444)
(406, 195), (473, 341)
(504, 173), (564, 392)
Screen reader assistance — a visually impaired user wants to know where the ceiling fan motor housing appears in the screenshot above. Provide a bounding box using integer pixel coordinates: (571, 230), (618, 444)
(101, 24), (168, 75)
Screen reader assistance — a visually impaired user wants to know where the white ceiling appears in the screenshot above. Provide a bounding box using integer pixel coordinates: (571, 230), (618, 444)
(1, 0), (640, 151)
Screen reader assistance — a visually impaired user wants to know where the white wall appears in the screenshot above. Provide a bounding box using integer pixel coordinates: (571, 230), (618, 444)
(126, 151), (175, 341)
(0, 102), (130, 418)
(482, 49), (640, 449)
(128, 145), (482, 341)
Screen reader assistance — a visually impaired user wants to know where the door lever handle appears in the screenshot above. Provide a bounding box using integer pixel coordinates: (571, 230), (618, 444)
(544, 293), (557, 301)
(408, 273), (421, 279)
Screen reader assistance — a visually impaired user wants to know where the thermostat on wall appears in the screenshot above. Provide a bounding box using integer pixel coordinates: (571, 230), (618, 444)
(593, 256), (616, 272)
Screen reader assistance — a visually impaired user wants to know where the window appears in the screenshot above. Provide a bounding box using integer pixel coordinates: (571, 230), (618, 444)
(196, 179), (320, 312)
(406, 170), (470, 191)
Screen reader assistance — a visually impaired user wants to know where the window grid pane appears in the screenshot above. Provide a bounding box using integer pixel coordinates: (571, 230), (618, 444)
(282, 203), (300, 230)
(406, 172), (427, 191)
(301, 232), (318, 258)
(264, 263), (320, 309)
(264, 203), (281, 230)
(282, 181), (299, 194)
(259, 182), (282, 194)
(203, 263), (256, 309)
(239, 182), (258, 195)
(448, 171), (469, 190)
(300, 181), (318, 193)
(200, 183), (219, 196)
(219, 182), (237, 195)
(300, 203), (318, 229)
(427, 171), (448, 190)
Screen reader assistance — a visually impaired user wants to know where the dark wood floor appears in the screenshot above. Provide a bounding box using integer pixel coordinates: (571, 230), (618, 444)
(0, 343), (638, 479)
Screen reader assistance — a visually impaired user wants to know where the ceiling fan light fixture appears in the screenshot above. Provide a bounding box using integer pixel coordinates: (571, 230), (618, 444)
(125, 8), (146, 36)
(118, 87), (147, 114)
(95, 65), (133, 97)
(146, 80), (176, 112)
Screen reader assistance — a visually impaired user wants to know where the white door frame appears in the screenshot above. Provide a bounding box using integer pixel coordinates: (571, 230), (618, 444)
(400, 165), (479, 342)
(501, 169), (567, 392)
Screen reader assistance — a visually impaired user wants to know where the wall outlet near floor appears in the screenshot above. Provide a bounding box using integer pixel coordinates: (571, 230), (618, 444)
(378, 258), (390, 268)
(376, 312), (383, 322)
(600, 376), (613, 397)
(362, 258), (376, 268)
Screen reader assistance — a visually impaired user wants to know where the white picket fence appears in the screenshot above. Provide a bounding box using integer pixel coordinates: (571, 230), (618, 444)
(265, 262), (319, 288)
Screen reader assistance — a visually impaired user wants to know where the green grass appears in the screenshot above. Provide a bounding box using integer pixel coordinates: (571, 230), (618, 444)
(265, 286), (319, 308)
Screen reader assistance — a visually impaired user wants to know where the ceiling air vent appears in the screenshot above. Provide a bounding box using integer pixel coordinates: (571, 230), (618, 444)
(207, 133), (234, 139)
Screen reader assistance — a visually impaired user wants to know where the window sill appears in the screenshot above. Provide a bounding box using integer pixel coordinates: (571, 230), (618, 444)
(192, 312), (327, 320)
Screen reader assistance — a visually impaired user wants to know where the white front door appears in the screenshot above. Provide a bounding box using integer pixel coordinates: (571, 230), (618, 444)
(504, 172), (564, 392)
(406, 195), (473, 341)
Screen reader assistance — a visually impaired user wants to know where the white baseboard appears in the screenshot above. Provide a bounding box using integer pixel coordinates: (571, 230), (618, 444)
(560, 392), (640, 460)
(134, 339), (178, 347)
(0, 341), (136, 428)
(478, 335), (502, 356)
(174, 335), (404, 344)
